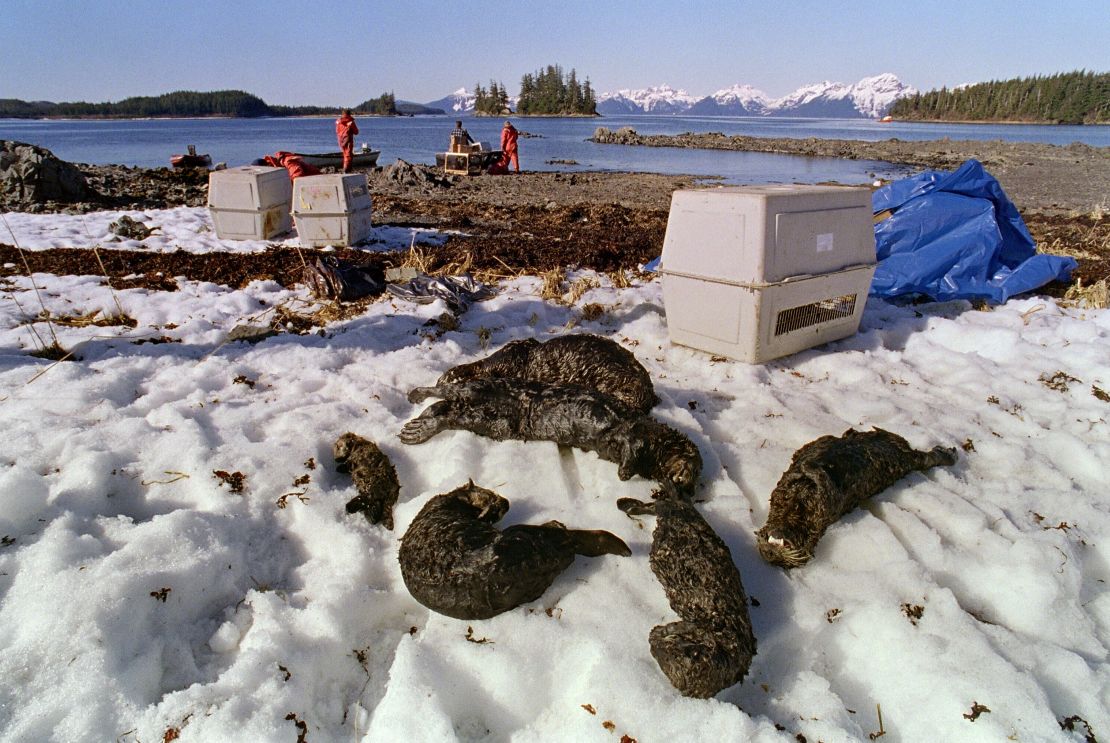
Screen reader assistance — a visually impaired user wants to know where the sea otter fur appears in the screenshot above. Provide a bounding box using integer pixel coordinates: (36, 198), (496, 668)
(399, 481), (630, 619)
(436, 334), (659, 414)
(401, 378), (701, 496)
(756, 427), (958, 568)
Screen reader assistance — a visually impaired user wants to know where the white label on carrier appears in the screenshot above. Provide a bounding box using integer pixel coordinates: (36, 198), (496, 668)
(816, 232), (834, 253)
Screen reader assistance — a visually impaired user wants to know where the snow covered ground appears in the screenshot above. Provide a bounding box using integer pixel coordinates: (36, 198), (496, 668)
(0, 207), (1107, 743)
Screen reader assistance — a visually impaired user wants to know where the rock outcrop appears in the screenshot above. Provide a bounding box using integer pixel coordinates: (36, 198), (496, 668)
(1, 141), (89, 205)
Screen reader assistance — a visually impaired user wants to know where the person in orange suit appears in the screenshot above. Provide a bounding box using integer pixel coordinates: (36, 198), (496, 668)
(500, 120), (520, 173)
(336, 109), (359, 173)
(262, 151), (321, 180)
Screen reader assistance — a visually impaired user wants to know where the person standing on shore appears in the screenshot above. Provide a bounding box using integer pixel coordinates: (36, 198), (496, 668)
(450, 120), (475, 152)
(336, 109), (359, 173)
(500, 120), (520, 173)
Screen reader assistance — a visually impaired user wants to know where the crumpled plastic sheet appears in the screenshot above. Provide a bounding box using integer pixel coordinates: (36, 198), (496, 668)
(303, 257), (385, 302)
(871, 159), (1077, 303)
(386, 273), (496, 314)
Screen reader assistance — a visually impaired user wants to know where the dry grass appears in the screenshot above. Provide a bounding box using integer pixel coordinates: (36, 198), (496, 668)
(33, 310), (137, 328)
(539, 269), (566, 301)
(270, 297), (373, 334)
(1063, 278), (1109, 309)
(437, 250), (475, 278)
(399, 244), (434, 274)
(607, 269), (633, 289)
(580, 303), (606, 321)
(565, 276), (600, 305)
(399, 244), (515, 285)
(28, 341), (75, 361)
(1027, 210), (1109, 268)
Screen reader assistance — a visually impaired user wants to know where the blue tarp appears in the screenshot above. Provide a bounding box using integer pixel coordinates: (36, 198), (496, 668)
(871, 159), (1077, 303)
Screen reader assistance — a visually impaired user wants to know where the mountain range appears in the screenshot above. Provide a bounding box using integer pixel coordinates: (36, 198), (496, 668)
(427, 74), (915, 119)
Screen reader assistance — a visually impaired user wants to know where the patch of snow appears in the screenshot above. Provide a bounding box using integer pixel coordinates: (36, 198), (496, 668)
(0, 205), (1106, 742)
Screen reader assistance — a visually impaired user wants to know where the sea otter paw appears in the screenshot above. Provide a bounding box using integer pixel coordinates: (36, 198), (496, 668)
(617, 497), (654, 516)
(345, 495), (395, 530)
(399, 416), (443, 444)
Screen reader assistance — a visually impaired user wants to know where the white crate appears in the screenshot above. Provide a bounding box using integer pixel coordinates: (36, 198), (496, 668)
(207, 166), (293, 240)
(210, 206), (292, 242)
(658, 185), (876, 363)
(207, 166), (291, 210)
(292, 173), (372, 214)
(661, 185), (874, 284)
(291, 174), (373, 247)
(293, 207), (374, 248)
(662, 265), (875, 363)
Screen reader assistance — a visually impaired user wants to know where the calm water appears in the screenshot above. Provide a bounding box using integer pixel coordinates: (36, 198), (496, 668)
(2, 115), (1106, 186)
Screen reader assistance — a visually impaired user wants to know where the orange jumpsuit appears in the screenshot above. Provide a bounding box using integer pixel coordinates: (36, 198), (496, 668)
(500, 123), (520, 172)
(263, 151), (321, 181)
(336, 113), (359, 172)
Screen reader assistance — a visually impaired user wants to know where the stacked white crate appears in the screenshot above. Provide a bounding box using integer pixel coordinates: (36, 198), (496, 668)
(207, 166), (292, 240)
(658, 184), (876, 363)
(291, 173), (373, 247)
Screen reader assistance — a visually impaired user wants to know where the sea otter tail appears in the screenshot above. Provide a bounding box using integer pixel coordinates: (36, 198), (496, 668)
(568, 529), (632, 557)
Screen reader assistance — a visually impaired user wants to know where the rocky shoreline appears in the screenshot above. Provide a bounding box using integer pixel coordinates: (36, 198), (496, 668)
(590, 127), (1110, 214)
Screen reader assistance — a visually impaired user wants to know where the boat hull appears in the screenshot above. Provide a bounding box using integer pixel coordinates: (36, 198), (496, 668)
(171, 153), (212, 168)
(295, 150), (381, 168)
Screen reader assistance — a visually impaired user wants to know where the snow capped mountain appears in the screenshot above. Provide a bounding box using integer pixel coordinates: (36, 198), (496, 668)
(846, 73), (917, 118)
(424, 86), (521, 115)
(425, 87), (475, 114)
(596, 85), (699, 115)
(429, 74), (916, 118)
(593, 74), (915, 118)
(688, 84), (771, 116)
(771, 80), (859, 117)
(759, 73), (916, 117)
(711, 84), (772, 110)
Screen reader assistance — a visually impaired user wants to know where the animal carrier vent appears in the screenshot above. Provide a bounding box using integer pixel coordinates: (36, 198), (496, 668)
(774, 294), (857, 336)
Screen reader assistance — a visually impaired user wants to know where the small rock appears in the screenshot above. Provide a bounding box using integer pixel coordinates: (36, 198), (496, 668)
(227, 324), (278, 344)
(108, 215), (154, 240)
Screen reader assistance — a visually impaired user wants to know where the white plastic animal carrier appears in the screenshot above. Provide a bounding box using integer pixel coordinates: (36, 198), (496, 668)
(658, 185), (876, 363)
(207, 165), (293, 240)
(291, 173), (373, 248)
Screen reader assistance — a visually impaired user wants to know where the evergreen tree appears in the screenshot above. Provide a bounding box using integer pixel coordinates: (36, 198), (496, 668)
(514, 64), (598, 116)
(890, 70), (1109, 124)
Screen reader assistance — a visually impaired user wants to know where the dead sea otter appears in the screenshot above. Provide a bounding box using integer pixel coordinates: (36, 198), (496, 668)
(756, 427), (958, 568)
(436, 334), (659, 413)
(398, 481), (630, 619)
(334, 432), (400, 530)
(401, 378), (701, 496)
(618, 495), (756, 698)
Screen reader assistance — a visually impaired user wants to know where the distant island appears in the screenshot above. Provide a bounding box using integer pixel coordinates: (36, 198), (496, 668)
(469, 65), (599, 117)
(889, 71), (1109, 125)
(0, 90), (445, 119)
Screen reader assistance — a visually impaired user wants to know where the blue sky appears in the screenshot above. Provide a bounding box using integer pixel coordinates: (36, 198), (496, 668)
(3, 0), (1107, 106)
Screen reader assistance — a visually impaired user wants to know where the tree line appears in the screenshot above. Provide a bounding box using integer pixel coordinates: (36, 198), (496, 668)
(472, 82), (511, 116)
(473, 65), (598, 117)
(0, 90), (423, 119)
(352, 92), (397, 116)
(519, 65), (596, 116)
(889, 70), (1109, 125)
